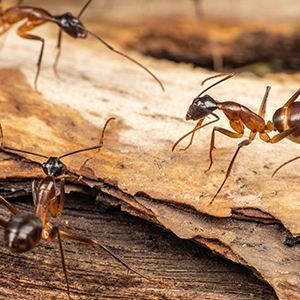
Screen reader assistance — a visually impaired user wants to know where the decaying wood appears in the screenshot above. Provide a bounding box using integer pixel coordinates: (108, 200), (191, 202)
(1, 1), (300, 299)
(0, 193), (278, 300)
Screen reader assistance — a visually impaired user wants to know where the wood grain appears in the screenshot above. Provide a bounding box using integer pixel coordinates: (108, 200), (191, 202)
(0, 1), (300, 299)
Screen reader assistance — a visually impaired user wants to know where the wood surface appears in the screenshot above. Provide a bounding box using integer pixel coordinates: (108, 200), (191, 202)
(0, 0), (300, 299)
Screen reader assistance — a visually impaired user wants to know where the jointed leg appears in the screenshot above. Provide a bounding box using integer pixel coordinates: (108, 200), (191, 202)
(209, 138), (252, 204)
(17, 22), (46, 92)
(53, 29), (62, 78)
(172, 117), (218, 152)
(43, 226), (71, 300)
(59, 229), (167, 284)
(178, 119), (204, 152)
(206, 126), (243, 172)
(0, 194), (21, 215)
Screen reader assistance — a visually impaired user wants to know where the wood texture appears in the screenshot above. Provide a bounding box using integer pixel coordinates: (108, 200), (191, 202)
(0, 1), (300, 299)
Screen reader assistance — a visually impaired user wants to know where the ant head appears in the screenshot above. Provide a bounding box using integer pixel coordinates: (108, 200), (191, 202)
(186, 72), (234, 121)
(55, 13), (87, 38)
(4, 213), (43, 253)
(42, 157), (67, 177)
(186, 95), (218, 120)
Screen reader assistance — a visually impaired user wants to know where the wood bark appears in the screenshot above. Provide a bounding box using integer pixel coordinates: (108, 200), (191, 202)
(0, 1), (300, 299)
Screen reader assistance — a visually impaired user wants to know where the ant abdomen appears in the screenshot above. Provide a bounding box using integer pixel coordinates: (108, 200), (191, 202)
(273, 102), (300, 143)
(4, 213), (43, 253)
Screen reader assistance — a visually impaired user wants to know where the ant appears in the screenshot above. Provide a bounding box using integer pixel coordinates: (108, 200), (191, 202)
(0, 117), (116, 224)
(267, 89), (300, 177)
(172, 73), (300, 204)
(0, 118), (165, 299)
(0, 0), (164, 92)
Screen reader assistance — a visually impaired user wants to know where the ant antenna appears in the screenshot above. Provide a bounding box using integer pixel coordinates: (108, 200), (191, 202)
(0, 124), (48, 159)
(59, 117), (115, 159)
(77, 0), (92, 18)
(198, 72), (234, 97)
(74, 24), (165, 92)
(0, 118), (114, 162)
(272, 156), (300, 177)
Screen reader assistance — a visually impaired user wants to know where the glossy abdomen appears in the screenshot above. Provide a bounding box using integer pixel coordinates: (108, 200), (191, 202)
(273, 102), (300, 143)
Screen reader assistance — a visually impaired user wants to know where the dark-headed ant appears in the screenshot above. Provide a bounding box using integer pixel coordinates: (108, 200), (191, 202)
(172, 73), (300, 204)
(0, 0), (164, 92)
(0, 118), (116, 223)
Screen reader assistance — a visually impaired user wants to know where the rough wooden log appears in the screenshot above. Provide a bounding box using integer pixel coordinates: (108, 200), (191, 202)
(0, 1), (300, 299)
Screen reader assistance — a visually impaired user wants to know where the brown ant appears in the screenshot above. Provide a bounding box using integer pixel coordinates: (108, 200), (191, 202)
(268, 89), (300, 177)
(172, 73), (300, 204)
(0, 0), (164, 92)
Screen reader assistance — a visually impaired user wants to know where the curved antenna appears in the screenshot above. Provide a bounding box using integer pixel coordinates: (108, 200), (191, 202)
(172, 112), (219, 152)
(0, 124), (48, 159)
(75, 25), (165, 92)
(198, 72), (234, 97)
(271, 156), (300, 177)
(59, 117), (115, 159)
(1, 145), (48, 159)
(77, 0), (93, 18)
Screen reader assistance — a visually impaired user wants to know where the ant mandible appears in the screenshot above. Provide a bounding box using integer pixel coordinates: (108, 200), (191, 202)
(0, 0), (164, 92)
(267, 89), (300, 177)
(172, 73), (300, 204)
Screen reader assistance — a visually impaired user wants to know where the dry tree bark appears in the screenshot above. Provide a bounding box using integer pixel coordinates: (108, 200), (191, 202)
(0, 1), (300, 299)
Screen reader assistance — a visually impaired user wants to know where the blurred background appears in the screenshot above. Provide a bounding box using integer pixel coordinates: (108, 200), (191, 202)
(3, 0), (300, 76)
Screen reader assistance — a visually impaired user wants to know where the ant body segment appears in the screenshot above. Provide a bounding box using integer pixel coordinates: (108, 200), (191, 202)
(269, 89), (300, 176)
(0, 0), (164, 92)
(172, 73), (300, 204)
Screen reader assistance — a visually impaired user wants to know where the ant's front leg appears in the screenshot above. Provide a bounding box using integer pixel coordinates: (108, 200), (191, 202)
(206, 125), (243, 172)
(179, 119), (204, 152)
(209, 131), (256, 205)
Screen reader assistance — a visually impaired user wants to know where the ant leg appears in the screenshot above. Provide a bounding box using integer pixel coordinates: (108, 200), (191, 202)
(172, 117), (218, 152)
(0, 195), (20, 215)
(259, 125), (300, 176)
(258, 86), (271, 118)
(260, 125), (300, 144)
(17, 21), (48, 92)
(59, 229), (167, 284)
(209, 134), (256, 205)
(178, 119), (204, 152)
(44, 226), (71, 300)
(282, 89), (300, 107)
(206, 126), (243, 173)
(31, 180), (38, 207)
(53, 29), (62, 79)
(47, 178), (67, 227)
(0, 23), (11, 36)
(57, 177), (65, 218)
